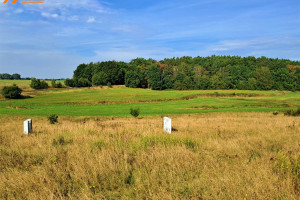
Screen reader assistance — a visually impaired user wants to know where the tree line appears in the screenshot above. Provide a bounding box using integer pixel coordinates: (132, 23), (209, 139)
(66, 56), (300, 91)
(0, 73), (21, 80)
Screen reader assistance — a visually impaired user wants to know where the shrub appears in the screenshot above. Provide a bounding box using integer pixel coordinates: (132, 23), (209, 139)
(52, 136), (73, 146)
(30, 78), (49, 89)
(48, 114), (58, 124)
(93, 140), (105, 150)
(64, 78), (75, 87)
(1, 84), (22, 99)
(107, 82), (112, 88)
(130, 108), (140, 118)
(273, 111), (279, 115)
(51, 79), (63, 88)
(56, 82), (63, 88)
(284, 108), (300, 116)
(64, 78), (91, 88)
(78, 78), (92, 87)
(275, 152), (300, 190)
(51, 79), (56, 88)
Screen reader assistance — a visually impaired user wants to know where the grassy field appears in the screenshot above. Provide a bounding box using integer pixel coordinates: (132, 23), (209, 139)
(0, 113), (300, 199)
(1, 80), (300, 199)
(0, 80), (299, 117)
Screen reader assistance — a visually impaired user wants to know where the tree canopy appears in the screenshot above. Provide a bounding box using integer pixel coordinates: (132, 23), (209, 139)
(67, 56), (300, 91)
(0, 73), (21, 80)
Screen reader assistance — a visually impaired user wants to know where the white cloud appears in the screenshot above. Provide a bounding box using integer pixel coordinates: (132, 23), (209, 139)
(19, 0), (111, 22)
(205, 37), (300, 59)
(24, 0), (110, 13)
(112, 25), (136, 33)
(41, 12), (59, 19)
(87, 16), (96, 23)
(211, 48), (229, 51)
(14, 9), (24, 14)
(207, 37), (296, 51)
(68, 15), (79, 21)
(54, 27), (94, 37)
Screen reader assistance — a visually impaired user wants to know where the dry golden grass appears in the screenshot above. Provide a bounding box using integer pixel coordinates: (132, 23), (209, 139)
(0, 113), (300, 199)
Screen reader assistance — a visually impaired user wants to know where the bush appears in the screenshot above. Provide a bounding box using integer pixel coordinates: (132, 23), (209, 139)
(64, 78), (75, 87)
(48, 114), (58, 124)
(56, 82), (63, 88)
(284, 109), (300, 116)
(52, 136), (73, 146)
(107, 82), (112, 88)
(78, 78), (92, 87)
(1, 84), (22, 99)
(130, 108), (140, 118)
(273, 111), (279, 115)
(51, 79), (63, 88)
(51, 79), (56, 88)
(65, 78), (91, 87)
(30, 78), (49, 89)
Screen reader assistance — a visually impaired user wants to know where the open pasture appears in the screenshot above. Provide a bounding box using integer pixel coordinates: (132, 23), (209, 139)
(0, 82), (299, 117)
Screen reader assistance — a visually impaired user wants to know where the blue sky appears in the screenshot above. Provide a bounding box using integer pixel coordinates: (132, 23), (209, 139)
(0, 0), (299, 78)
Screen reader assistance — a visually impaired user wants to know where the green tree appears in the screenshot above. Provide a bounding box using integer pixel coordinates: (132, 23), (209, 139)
(247, 78), (257, 90)
(30, 78), (49, 89)
(0, 73), (12, 80)
(272, 68), (296, 91)
(73, 64), (88, 79)
(78, 78), (92, 87)
(12, 73), (21, 80)
(92, 72), (108, 86)
(64, 78), (75, 87)
(237, 80), (247, 90)
(210, 74), (226, 89)
(196, 76), (210, 90)
(174, 72), (187, 90)
(255, 67), (274, 90)
(125, 70), (141, 88)
(148, 65), (163, 90)
(162, 74), (174, 89)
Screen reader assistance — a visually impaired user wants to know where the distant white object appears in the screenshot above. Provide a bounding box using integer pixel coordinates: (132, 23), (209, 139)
(163, 117), (172, 134)
(24, 119), (32, 135)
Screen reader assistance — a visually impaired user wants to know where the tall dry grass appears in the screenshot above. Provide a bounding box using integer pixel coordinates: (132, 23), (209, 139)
(0, 113), (300, 199)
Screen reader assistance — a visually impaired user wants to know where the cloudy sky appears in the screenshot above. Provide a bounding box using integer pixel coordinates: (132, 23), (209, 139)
(0, 0), (299, 78)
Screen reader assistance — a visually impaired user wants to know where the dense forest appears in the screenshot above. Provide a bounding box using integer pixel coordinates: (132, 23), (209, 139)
(66, 56), (300, 91)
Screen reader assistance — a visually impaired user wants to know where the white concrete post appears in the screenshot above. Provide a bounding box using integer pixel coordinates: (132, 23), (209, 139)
(163, 117), (172, 134)
(24, 119), (32, 135)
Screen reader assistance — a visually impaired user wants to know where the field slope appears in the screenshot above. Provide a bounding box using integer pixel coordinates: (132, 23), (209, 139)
(0, 85), (299, 117)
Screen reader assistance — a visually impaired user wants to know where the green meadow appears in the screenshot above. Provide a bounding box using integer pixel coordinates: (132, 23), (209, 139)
(0, 81), (299, 117)
(0, 80), (64, 90)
